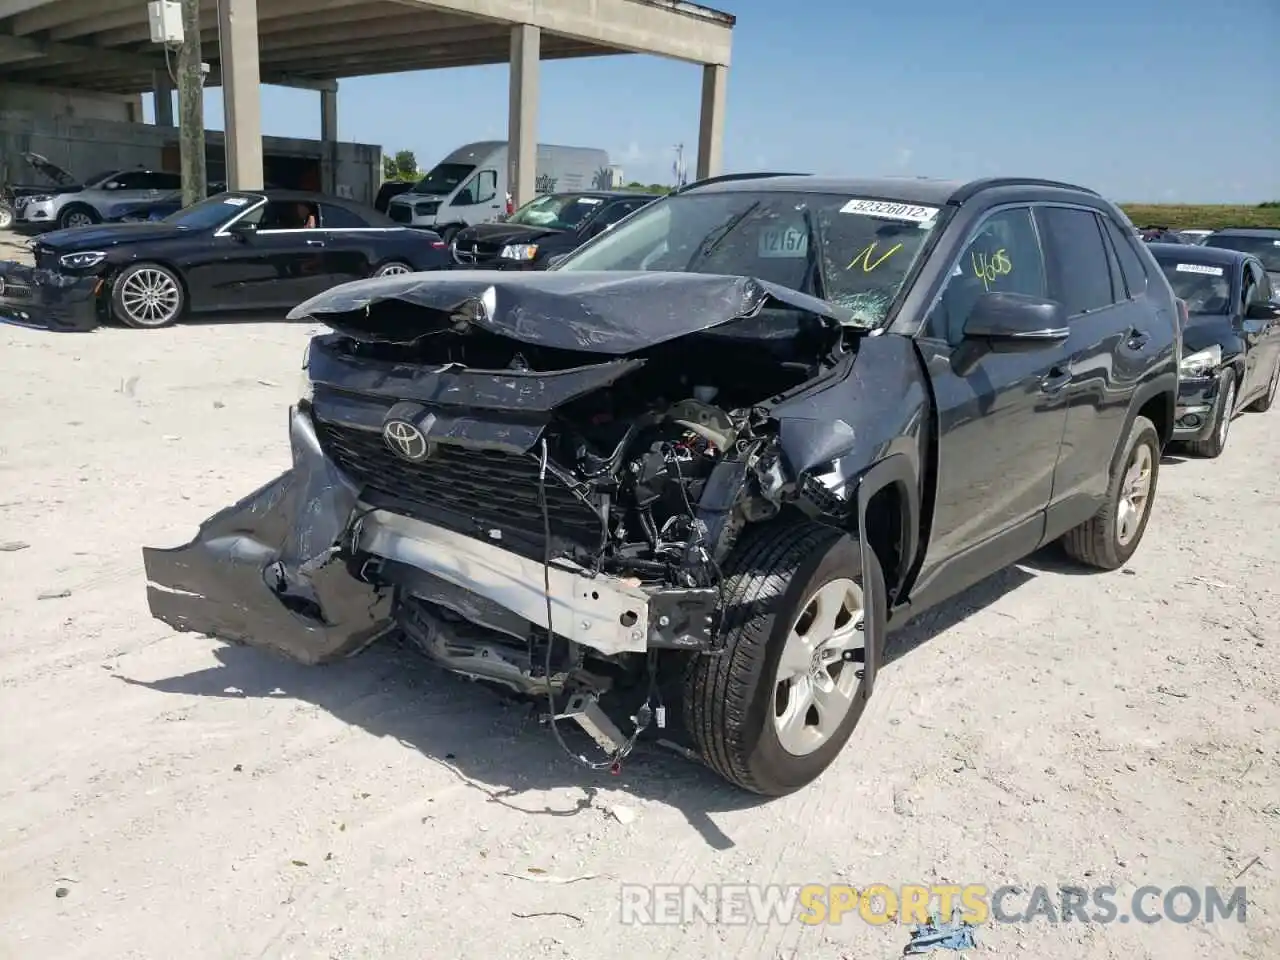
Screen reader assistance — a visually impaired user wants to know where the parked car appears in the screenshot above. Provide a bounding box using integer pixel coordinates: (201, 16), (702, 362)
(1147, 242), (1280, 457)
(1202, 227), (1280, 297)
(141, 174), (1179, 797)
(14, 161), (183, 230)
(385, 141), (611, 241)
(0, 190), (449, 330)
(449, 190), (659, 269)
(1139, 225), (1189, 243)
(374, 180), (414, 214)
(2, 152), (78, 222)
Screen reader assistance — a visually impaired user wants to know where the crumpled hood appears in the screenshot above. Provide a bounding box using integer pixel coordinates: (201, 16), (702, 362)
(1181, 313), (1236, 355)
(286, 269), (856, 354)
(455, 221), (562, 247)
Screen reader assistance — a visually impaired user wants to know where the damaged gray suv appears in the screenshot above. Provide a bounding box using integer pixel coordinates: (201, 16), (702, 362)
(143, 174), (1179, 796)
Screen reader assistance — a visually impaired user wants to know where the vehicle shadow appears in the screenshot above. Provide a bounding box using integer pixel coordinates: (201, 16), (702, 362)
(114, 564), (1038, 850)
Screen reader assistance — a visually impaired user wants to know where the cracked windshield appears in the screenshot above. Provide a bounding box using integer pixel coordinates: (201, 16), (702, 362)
(556, 190), (940, 326)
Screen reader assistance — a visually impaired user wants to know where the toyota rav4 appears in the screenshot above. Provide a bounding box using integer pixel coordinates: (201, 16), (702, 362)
(143, 174), (1180, 796)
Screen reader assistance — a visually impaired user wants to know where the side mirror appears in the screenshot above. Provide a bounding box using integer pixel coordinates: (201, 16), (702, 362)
(228, 220), (257, 241)
(963, 291), (1069, 351)
(1245, 301), (1280, 322)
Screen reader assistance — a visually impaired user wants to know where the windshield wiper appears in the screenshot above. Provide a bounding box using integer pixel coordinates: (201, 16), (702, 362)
(687, 201), (761, 268)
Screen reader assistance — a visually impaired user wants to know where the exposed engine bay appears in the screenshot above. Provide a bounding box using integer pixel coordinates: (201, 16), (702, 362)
(144, 270), (885, 770)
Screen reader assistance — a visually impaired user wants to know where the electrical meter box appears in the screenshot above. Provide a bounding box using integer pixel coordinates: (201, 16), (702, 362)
(147, 0), (184, 45)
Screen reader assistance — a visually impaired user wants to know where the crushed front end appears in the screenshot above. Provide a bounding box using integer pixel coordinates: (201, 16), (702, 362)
(143, 271), (867, 762)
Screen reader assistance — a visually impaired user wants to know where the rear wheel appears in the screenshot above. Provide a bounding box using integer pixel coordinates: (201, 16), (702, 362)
(1246, 357), (1279, 413)
(683, 520), (880, 796)
(0, 203), (13, 231)
(57, 204), (98, 230)
(1187, 369), (1235, 459)
(111, 262), (185, 329)
(371, 260), (412, 278)
(1061, 415), (1160, 570)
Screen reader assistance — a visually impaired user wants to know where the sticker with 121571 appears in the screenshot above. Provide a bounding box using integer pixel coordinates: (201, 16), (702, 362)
(758, 226), (809, 258)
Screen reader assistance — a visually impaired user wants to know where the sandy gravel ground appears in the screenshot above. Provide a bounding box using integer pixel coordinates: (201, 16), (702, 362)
(0, 313), (1276, 960)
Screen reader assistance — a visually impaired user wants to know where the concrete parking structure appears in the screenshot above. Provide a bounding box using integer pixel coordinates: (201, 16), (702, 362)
(0, 0), (735, 205)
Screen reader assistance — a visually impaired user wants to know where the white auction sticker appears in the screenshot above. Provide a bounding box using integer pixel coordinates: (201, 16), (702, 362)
(577, 197), (603, 205)
(1175, 263), (1224, 276)
(840, 198), (939, 224)
(222, 197), (249, 206)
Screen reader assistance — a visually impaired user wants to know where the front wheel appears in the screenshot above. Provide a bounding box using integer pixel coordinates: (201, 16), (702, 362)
(1246, 357), (1280, 413)
(111, 262), (185, 328)
(1186, 369), (1235, 459)
(683, 520), (880, 796)
(57, 204), (98, 230)
(1061, 414), (1160, 570)
(371, 260), (412, 278)
(0, 203), (13, 231)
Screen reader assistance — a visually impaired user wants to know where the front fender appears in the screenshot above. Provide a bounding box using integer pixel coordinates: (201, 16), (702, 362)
(141, 404), (392, 665)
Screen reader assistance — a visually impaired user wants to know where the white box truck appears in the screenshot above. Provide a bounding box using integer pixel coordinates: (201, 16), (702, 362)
(385, 141), (611, 242)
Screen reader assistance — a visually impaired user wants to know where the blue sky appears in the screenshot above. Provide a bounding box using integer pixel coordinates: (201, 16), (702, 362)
(145, 0), (1280, 204)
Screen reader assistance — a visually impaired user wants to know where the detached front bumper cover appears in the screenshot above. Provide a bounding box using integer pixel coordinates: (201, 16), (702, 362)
(0, 261), (101, 332)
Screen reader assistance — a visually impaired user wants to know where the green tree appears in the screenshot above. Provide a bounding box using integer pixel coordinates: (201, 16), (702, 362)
(382, 150), (419, 181)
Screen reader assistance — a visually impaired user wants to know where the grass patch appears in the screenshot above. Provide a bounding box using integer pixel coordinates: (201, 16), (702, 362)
(1119, 204), (1280, 230)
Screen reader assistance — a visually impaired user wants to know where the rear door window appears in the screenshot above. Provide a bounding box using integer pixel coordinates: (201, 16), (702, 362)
(1035, 207), (1115, 316)
(1101, 216), (1148, 298)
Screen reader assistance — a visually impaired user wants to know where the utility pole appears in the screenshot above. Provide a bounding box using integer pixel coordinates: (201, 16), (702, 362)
(673, 143), (687, 188)
(177, 0), (206, 206)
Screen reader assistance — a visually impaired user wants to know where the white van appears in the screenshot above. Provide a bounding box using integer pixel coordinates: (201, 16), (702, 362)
(385, 141), (611, 242)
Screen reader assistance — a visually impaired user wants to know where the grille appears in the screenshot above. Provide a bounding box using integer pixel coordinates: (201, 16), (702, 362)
(315, 420), (604, 549)
(452, 239), (504, 266)
(387, 204), (411, 224)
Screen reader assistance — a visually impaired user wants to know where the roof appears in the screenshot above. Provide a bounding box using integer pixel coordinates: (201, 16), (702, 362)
(1146, 242), (1251, 267)
(222, 188), (396, 224)
(682, 174), (1100, 207)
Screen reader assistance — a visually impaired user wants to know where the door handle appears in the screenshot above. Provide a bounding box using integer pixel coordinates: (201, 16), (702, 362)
(1125, 329), (1150, 349)
(1040, 366), (1071, 393)
(305, 239), (325, 247)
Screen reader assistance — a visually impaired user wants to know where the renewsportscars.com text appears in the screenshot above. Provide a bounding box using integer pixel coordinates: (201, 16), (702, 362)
(618, 883), (1248, 926)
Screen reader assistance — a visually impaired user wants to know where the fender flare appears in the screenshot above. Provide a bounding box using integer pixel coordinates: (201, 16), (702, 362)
(1109, 371), (1177, 478)
(853, 453), (921, 699)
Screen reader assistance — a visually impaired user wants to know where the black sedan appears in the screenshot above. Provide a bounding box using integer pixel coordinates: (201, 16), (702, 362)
(1148, 242), (1280, 457)
(0, 190), (450, 331)
(450, 190), (658, 269)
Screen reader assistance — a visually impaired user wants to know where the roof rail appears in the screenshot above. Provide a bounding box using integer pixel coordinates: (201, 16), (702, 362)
(674, 171), (810, 195)
(949, 177), (1101, 204)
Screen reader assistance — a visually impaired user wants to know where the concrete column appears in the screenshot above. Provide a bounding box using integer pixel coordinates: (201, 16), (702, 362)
(217, 0), (264, 190)
(320, 88), (337, 142)
(507, 23), (539, 210)
(152, 69), (174, 126)
(695, 63), (727, 180)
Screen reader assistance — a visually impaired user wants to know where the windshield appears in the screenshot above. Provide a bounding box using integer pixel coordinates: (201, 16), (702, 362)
(1154, 258), (1232, 313)
(409, 163), (475, 196)
(161, 194), (258, 229)
(554, 190), (942, 327)
(1204, 234), (1280, 271)
(507, 193), (607, 230)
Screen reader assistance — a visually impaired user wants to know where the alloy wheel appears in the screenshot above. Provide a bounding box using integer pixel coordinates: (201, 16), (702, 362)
(375, 262), (411, 277)
(64, 211), (93, 228)
(1116, 441), (1153, 547)
(771, 577), (865, 757)
(120, 268), (181, 327)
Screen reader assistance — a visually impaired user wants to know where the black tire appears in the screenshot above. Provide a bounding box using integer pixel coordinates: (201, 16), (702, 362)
(1061, 414), (1160, 570)
(57, 203), (99, 230)
(683, 520), (881, 797)
(1186, 368), (1235, 459)
(1246, 357), (1279, 413)
(110, 262), (185, 329)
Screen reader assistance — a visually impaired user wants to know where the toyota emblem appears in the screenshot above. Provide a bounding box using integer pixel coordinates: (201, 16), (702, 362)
(382, 419), (430, 461)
